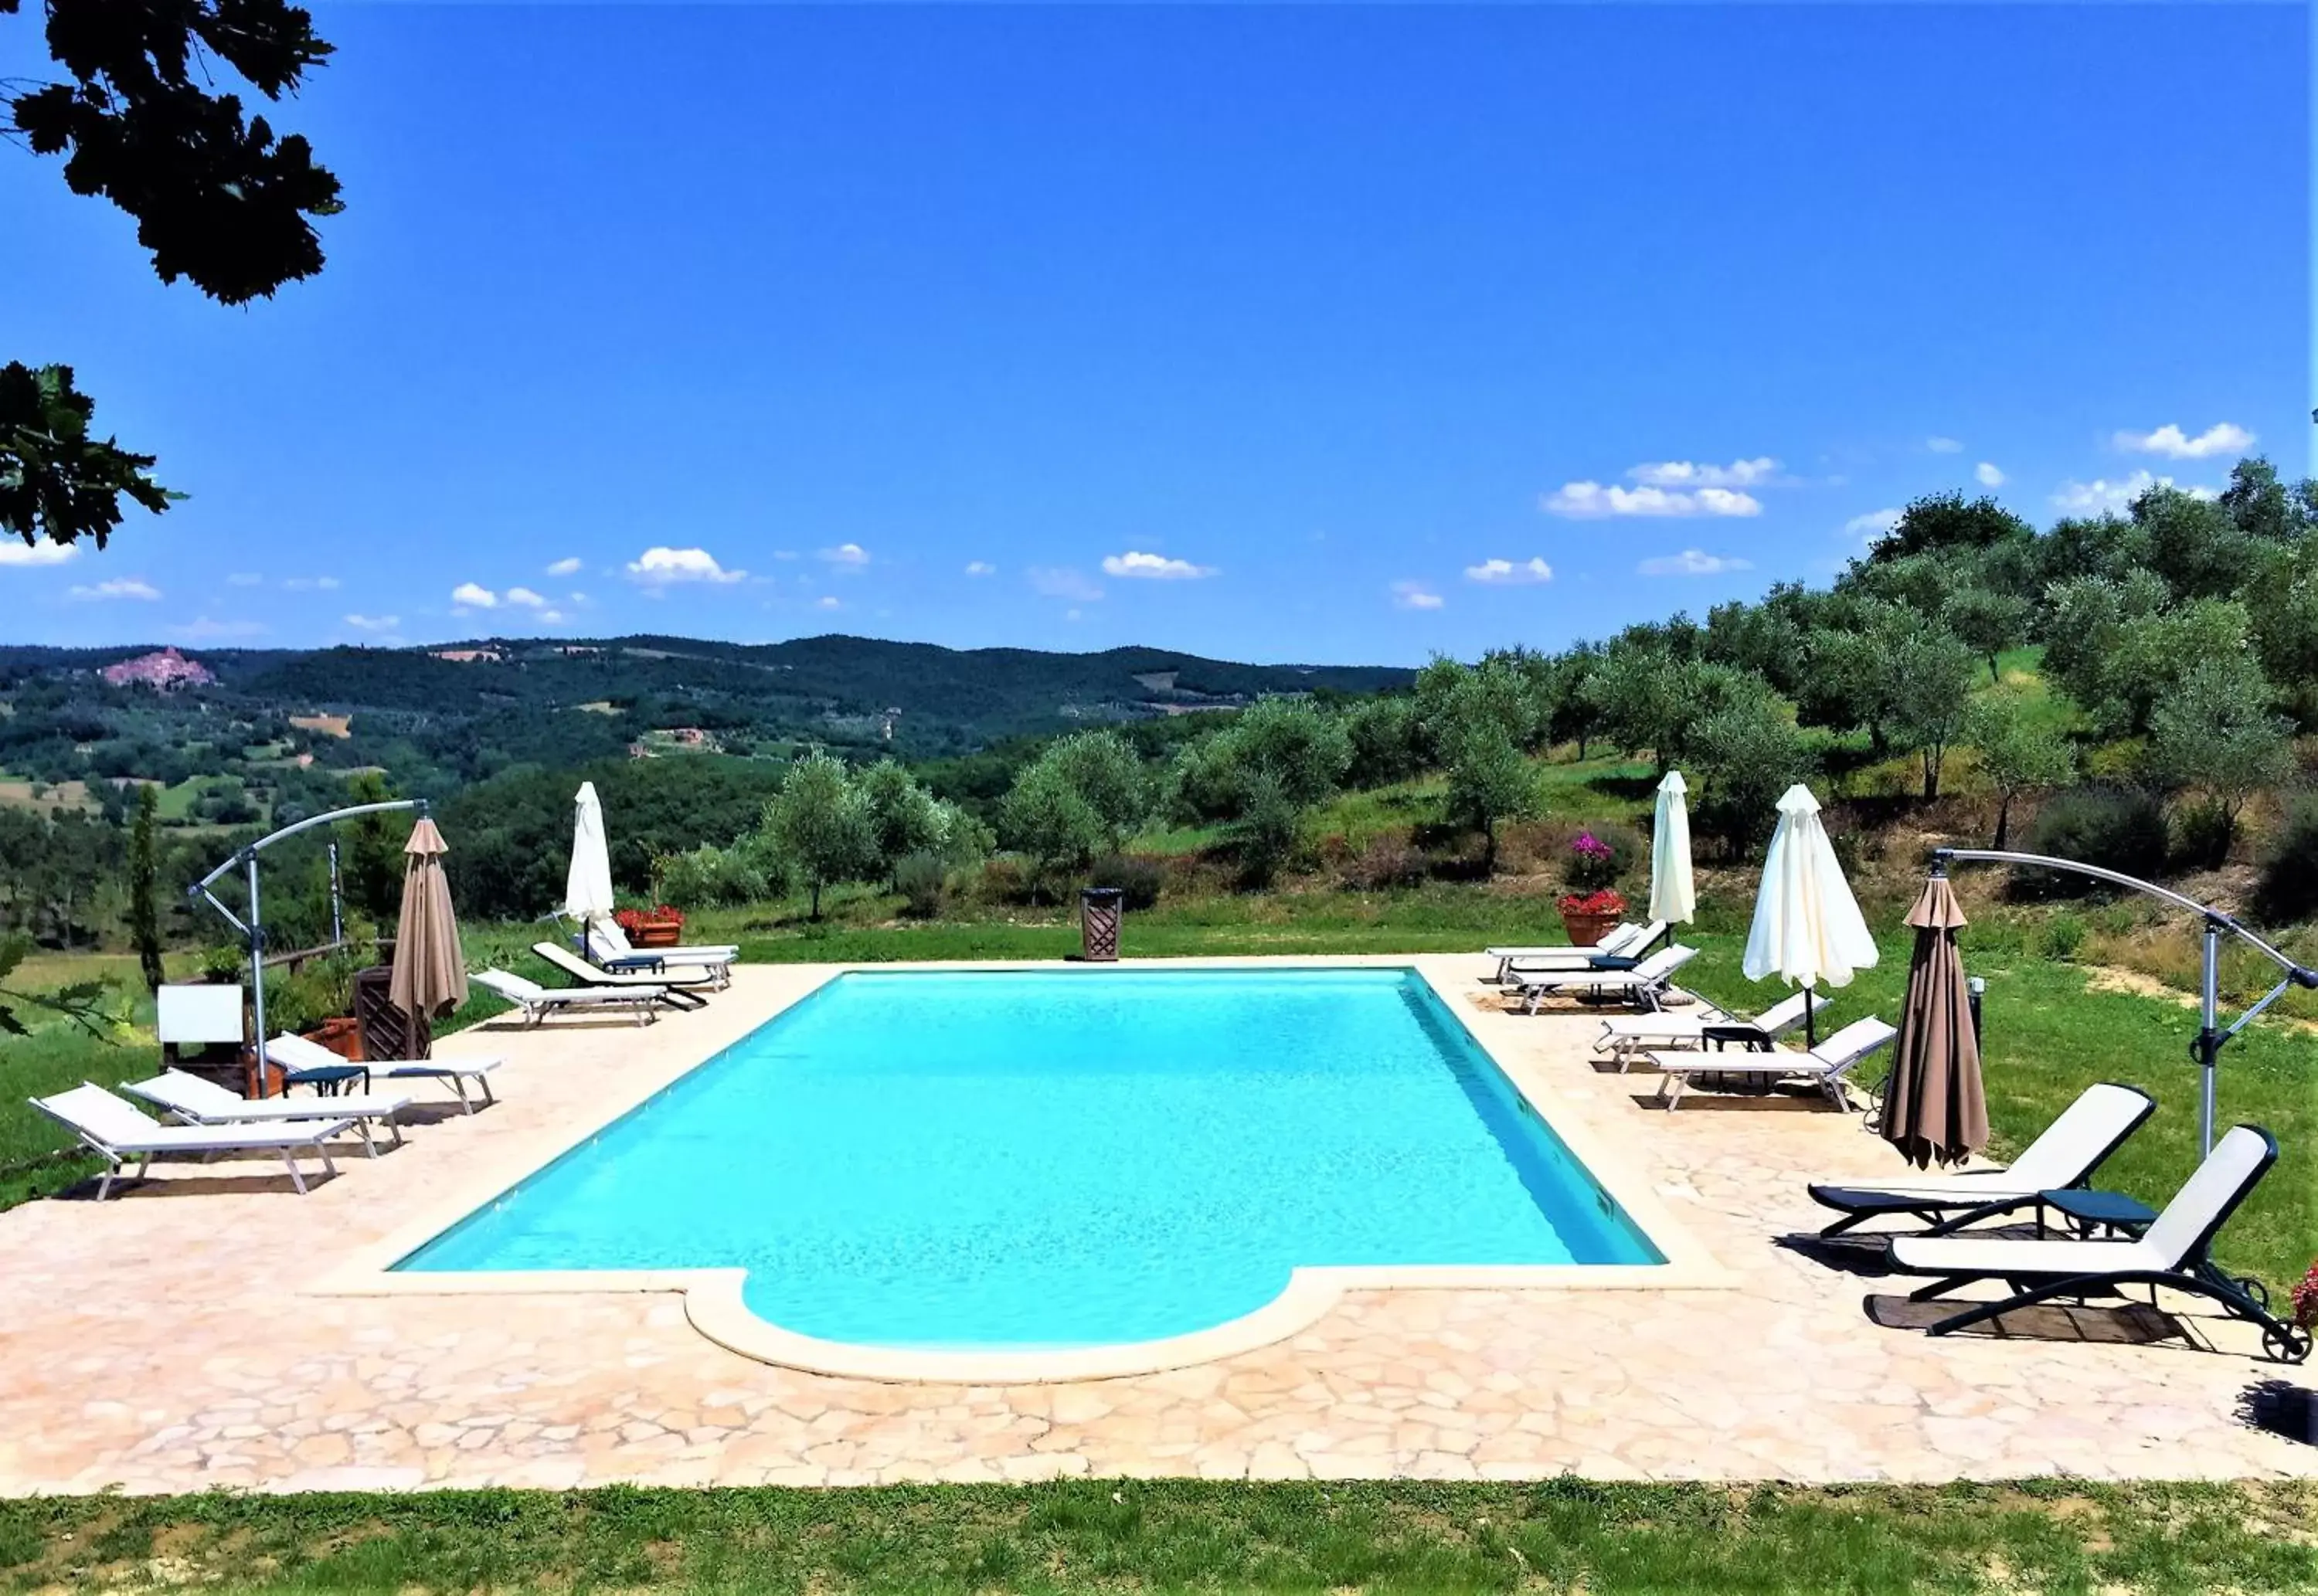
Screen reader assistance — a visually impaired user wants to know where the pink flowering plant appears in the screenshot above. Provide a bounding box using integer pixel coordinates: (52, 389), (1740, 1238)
(1563, 829), (1622, 893)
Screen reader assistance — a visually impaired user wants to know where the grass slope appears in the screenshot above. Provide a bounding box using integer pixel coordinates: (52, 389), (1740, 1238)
(2, 1480), (2314, 1594)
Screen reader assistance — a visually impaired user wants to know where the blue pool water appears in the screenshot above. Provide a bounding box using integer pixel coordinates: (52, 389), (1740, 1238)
(397, 969), (1659, 1347)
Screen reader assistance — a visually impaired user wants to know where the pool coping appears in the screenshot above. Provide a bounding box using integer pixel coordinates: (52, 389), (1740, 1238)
(311, 956), (1738, 1384)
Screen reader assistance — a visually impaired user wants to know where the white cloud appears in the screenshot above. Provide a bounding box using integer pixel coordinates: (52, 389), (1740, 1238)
(1844, 508), (1903, 543)
(816, 595), (841, 610)
(172, 616), (266, 640)
(1101, 550), (1216, 579)
(450, 581), (498, 610)
(282, 576), (340, 592)
(1926, 436), (1963, 453)
(818, 542), (870, 567)
(1541, 482), (1762, 518)
(1974, 462), (2006, 487)
(1028, 566), (1103, 603)
(964, 561), (996, 577)
(68, 576), (161, 601)
(1463, 556), (1553, 586)
(536, 608), (566, 624)
(1637, 549), (1753, 577)
(1626, 457), (1782, 488)
(625, 546), (745, 586)
(343, 613), (399, 632)
(546, 556), (583, 577)
(2050, 470), (2219, 515)
(2113, 422), (2254, 460)
(226, 571), (263, 586)
(504, 586), (547, 609)
(1391, 581), (1445, 610)
(0, 540), (76, 567)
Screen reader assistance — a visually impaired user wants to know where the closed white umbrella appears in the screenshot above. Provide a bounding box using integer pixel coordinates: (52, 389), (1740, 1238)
(1649, 769), (1696, 928)
(565, 781), (616, 927)
(1742, 783), (1878, 1047)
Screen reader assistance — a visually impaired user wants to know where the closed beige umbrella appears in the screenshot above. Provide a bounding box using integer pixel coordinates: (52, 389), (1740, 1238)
(389, 817), (467, 1020)
(1881, 874), (1988, 1169)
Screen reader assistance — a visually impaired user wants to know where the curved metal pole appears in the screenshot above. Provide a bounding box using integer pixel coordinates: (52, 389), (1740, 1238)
(187, 798), (430, 1099)
(1933, 847), (2318, 1153)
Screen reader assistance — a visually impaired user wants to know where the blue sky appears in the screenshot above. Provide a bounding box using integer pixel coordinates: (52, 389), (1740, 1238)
(3, 3), (2309, 664)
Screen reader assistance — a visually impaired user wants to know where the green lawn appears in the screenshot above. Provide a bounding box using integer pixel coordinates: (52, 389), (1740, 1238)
(2, 1479), (2313, 1594)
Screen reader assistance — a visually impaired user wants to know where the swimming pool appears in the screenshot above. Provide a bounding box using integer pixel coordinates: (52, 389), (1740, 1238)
(396, 968), (1660, 1349)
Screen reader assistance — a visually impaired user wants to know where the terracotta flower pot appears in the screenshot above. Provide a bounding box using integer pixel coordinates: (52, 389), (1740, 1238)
(630, 919), (684, 949)
(1560, 910), (1620, 947)
(303, 1015), (364, 1062)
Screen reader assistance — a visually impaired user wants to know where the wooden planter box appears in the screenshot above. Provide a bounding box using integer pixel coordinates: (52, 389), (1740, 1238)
(1559, 910), (1620, 947)
(629, 919), (684, 949)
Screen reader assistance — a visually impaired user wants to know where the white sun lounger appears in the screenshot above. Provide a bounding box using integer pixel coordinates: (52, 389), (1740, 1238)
(1511, 944), (1697, 1014)
(1643, 1015), (1897, 1110)
(474, 969), (664, 1027)
(1484, 921), (1660, 983)
(30, 1082), (353, 1199)
(1885, 1124), (2308, 1361)
(532, 942), (711, 1010)
(263, 1032), (505, 1115)
(583, 921), (736, 986)
(1594, 989), (1826, 1070)
(124, 1068), (412, 1156)
(1807, 1082), (2157, 1235)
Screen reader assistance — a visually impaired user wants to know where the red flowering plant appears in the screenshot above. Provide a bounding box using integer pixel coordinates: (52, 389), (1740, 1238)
(613, 905), (685, 933)
(2293, 1260), (2318, 1331)
(1556, 887), (1628, 918)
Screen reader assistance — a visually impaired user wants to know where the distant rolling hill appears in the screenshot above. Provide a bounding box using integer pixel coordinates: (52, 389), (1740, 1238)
(0, 634), (1413, 757)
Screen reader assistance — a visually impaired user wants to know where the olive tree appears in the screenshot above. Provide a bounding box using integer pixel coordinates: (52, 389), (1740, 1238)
(2145, 656), (2294, 851)
(1435, 662), (1541, 871)
(1170, 698), (1350, 883)
(858, 759), (945, 887)
(760, 752), (873, 919)
(999, 759), (1107, 893)
(1035, 731), (1149, 851)
(1963, 693), (2075, 850)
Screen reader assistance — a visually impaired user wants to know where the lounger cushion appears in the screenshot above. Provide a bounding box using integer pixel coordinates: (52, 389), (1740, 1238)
(1890, 1233), (2163, 1278)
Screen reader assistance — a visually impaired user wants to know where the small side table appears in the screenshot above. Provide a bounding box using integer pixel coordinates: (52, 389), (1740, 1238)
(284, 1062), (372, 1099)
(601, 953), (667, 976)
(2039, 1187), (2157, 1239)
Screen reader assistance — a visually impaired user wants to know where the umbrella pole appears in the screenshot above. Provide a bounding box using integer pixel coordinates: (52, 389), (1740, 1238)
(1803, 982), (1816, 1050)
(2197, 919), (2221, 1156)
(246, 852), (269, 1099)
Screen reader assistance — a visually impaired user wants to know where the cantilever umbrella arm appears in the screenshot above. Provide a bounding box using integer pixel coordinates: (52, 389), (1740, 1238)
(1931, 847), (2318, 1154)
(189, 798), (430, 1097)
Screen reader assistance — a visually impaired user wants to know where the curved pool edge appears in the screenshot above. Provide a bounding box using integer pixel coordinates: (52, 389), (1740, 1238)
(681, 1258), (1739, 1383)
(685, 1268), (1346, 1384)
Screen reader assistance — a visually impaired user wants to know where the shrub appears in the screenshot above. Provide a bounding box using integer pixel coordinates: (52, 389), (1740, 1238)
(1563, 830), (1620, 892)
(2253, 794), (2318, 925)
(2009, 786), (2170, 898)
(1341, 833), (1428, 891)
(1088, 853), (1164, 912)
(651, 844), (767, 910)
(893, 852), (948, 919)
(2170, 799), (2236, 872)
(2041, 912), (2086, 962)
(1234, 775), (1301, 888)
(976, 855), (1035, 906)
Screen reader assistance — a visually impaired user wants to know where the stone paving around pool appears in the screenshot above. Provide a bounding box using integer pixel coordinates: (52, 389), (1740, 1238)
(1, 957), (2310, 1493)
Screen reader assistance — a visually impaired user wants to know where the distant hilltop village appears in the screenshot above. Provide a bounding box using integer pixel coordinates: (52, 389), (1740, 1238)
(98, 648), (215, 691)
